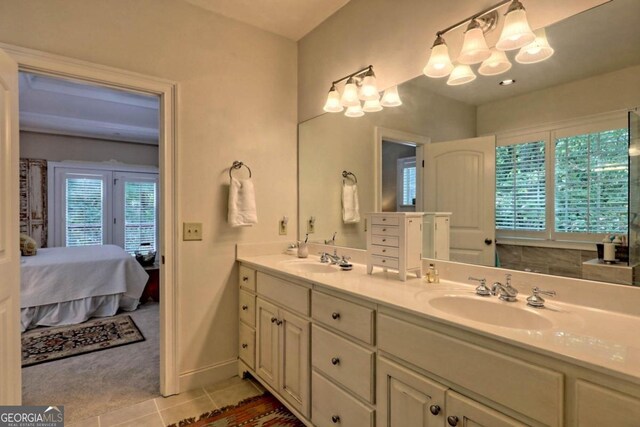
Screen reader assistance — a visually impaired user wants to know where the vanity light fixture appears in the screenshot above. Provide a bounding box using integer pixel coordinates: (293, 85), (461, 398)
(423, 0), (551, 85)
(323, 65), (402, 117)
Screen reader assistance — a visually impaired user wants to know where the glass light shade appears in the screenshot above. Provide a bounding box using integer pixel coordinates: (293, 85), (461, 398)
(344, 103), (364, 117)
(496, 9), (536, 51)
(322, 87), (343, 113)
(458, 27), (491, 64)
(478, 49), (512, 76)
(359, 75), (379, 101)
(423, 42), (454, 78)
(447, 64), (476, 86)
(362, 98), (383, 112)
(380, 86), (402, 107)
(340, 80), (360, 107)
(515, 28), (554, 64)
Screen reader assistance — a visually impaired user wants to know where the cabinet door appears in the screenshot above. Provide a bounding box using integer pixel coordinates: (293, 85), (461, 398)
(378, 357), (447, 427)
(280, 308), (310, 418)
(256, 298), (279, 390)
(445, 391), (527, 427)
(576, 380), (640, 427)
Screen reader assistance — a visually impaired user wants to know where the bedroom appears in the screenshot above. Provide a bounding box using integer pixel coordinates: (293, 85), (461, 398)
(18, 71), (162, 420)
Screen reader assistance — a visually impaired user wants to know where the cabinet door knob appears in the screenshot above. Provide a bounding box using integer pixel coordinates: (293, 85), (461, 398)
(331, 312), (340, 320)
(276, 320), (283, 326)
(429, 405), (441, 415)
(271, 317), (278, 323)
(242, 343), (248, 349)
(331, 415), (340, 423)
(447, 416), (459, 426)
(241, 305), (248, 310)
(331, 357), (340, 365)
(242, 276), (249, 281)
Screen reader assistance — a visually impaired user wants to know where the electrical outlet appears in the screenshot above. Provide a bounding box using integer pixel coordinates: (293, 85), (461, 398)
(183, 222), (202, 241)
(279, 217), (288, 235)
(307, 218), (315, 234)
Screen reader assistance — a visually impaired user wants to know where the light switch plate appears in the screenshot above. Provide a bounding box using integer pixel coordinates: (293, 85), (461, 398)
(183, 222), (202, 241)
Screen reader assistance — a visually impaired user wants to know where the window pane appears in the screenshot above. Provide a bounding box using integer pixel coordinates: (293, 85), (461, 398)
(66, 178), (103, 246)
(402, 165), (416, 205)
(555, 128), (628, 234)
(496, 141), (546, 231)
(125, 181), (157, 255)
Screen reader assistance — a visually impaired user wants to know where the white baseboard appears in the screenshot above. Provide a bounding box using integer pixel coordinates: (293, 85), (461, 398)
(179, 358), (238, 392)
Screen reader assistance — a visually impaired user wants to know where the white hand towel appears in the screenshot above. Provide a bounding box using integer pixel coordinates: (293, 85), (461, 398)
(228, 177), (258, 227)
(342, 182), (360, 223)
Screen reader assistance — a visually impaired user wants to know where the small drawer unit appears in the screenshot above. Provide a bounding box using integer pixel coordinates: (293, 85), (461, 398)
(239, 265), (256, 291)
(366, 212), (424, 281)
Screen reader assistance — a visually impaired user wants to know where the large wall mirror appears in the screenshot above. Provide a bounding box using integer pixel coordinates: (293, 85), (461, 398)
(298, 0), (640, 286)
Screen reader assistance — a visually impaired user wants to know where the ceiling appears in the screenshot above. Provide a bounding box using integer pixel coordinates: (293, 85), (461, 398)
(182, 0), (350, 40)
(19, 72), (160, 145)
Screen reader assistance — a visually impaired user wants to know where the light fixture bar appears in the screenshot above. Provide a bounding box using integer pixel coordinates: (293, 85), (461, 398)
(436, 0), (511, 37)
(331, 65), (374, 86)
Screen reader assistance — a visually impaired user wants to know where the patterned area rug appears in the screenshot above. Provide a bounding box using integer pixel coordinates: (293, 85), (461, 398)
(22, 315), (145, 367)
(169, 393), (305, 427)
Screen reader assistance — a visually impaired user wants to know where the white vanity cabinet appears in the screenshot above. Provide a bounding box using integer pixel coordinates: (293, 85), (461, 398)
(238, 266), (257, 370)
(366, 212), (424, 281)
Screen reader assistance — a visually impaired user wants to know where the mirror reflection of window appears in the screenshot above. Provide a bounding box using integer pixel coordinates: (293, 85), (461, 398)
(397, 156), (417, 211)
(381, 140), (417, 212)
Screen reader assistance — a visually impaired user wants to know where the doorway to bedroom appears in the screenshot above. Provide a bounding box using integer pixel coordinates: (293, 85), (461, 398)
(18, 70), (163, 423)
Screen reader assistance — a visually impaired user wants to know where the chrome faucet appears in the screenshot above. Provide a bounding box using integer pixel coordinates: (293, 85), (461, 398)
(526, 287), (556, 308)
(491, 273), (518, 302)
(324, 232), (337, 245)
(319, 249), (349, 265)
(468, 276), (491, 297)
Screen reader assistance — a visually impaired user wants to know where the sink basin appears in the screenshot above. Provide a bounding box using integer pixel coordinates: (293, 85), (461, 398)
(428, 295), (554, 330)
(279, 260), (340, 274)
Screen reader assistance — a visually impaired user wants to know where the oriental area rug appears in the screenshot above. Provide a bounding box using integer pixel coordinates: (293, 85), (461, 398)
(168, 393), (305, 427)
(22, 315), (145, 367)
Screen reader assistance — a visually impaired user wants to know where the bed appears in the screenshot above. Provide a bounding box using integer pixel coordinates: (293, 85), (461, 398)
(20, 244), (149, 332)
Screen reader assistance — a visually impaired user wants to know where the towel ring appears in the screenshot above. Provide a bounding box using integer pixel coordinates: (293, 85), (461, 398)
(342, 170), (357, 184)
(229, 161), (252, 180)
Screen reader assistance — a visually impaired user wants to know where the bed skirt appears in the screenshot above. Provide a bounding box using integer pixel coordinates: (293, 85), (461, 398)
(21, 294), (140, 332)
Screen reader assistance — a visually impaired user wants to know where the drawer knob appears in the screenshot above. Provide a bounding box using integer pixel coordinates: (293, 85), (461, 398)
(241, 305), (248, 310)
(382, 238), (386, 242)
(382, 259), (386, 263)
(429, 405), (441, 415)
(242, 276), (249, 282)
(382, 228), (387, 231)
(331, 312), (340, 320)
(271, 317), (278, 323)
(331, 357), (340, 365)
(242, 343), (248, 349)
(382, 218), (387, 221)
(382, 249), (386, 253)
(331, 415), (341, 423)
(447, 416), (459, 426)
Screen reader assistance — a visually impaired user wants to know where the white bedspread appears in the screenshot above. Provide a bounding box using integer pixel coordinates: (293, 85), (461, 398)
(21, 244), (148, 308)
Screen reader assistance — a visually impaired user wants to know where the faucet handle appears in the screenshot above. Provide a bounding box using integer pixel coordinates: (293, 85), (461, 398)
(468, 276), (491, 297)
(526, 287), (556, 308)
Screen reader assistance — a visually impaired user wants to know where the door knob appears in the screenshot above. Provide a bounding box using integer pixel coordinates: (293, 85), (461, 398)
(271, 317), (278, 323)
(241, 305), (248, 310)
(331, 415), (340, 423)
(242, 343), (248, 349)
(429, 405), (441, 415)
(331, 357), (340, 365)
(331, 312), (340, 320)
(242, 276), (249, 281)
(447, 415), (459, 426)
(276, 320), (283, 326)
(484, 238), (493, 245)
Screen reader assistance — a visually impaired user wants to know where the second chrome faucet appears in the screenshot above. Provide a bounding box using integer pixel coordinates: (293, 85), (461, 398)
(469, 274), (518, 302)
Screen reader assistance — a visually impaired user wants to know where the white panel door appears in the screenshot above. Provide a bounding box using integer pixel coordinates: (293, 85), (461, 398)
(0, 48), (20, 404)
(279, 308), (310, 418)
(426, 136), (495, 266)
(256, 298), (279, 390)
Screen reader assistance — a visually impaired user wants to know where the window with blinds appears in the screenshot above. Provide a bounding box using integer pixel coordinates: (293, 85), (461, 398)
(399, 157), (417, 206)
(124, 181), (157, 254)
(65, 177), (104, 246)
(496, 141), (546, 231)
(555, 128), (628, 234)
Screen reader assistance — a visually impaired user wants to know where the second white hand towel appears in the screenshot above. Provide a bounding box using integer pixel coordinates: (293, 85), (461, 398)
(342, 182), (360, 223)
(228, 177), (258, 227)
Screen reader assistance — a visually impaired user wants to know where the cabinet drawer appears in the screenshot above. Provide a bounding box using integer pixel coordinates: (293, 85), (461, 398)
(312, 325), (374, 403)
(371, 225), (400, 236)
(370, 255), (399, 269)
(371, 235), (399, 247)
(312, 291), (374, 344)
(257, 272), (309, 316)
(378, 314), (563, 427)
(239, 289), (256, 327)
(370, 245), (399, 258)
(312, 371), (374, 427)
(239, 265), (256, 291)
(371, 215), (400, 226)
(239, 322), (255, 369)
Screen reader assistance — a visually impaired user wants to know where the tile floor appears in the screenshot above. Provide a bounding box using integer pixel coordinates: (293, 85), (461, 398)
(68, 376), (266, 427)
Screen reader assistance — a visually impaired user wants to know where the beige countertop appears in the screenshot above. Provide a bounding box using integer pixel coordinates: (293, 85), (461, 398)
(238, 253), (640, 386)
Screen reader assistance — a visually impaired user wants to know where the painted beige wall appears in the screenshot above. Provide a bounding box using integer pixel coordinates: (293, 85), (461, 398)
(298, 0), (606, 122)
(477, 64), (640, 135)
(20, 131), (159, 166)
(0, 0), (297, 388)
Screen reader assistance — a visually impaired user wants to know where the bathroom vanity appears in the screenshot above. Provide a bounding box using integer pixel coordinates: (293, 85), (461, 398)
(237, 251), (640, 427)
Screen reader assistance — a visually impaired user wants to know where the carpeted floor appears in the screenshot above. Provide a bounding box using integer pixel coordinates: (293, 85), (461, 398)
(22, 302), (160, 424)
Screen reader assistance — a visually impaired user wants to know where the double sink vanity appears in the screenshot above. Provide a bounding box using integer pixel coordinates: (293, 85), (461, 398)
(236, 247), (640, 427)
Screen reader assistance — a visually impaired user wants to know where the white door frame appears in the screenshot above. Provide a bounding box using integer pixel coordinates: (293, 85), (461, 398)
(374, 127), (430, 212)
(1, 42), (180, 397)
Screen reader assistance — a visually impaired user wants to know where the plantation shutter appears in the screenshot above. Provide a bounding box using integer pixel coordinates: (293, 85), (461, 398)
(124, 180), (157, 254)
(496, 141), (546, 231)
(399, 157), (417, 206)
(65, 177), (105, 246)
